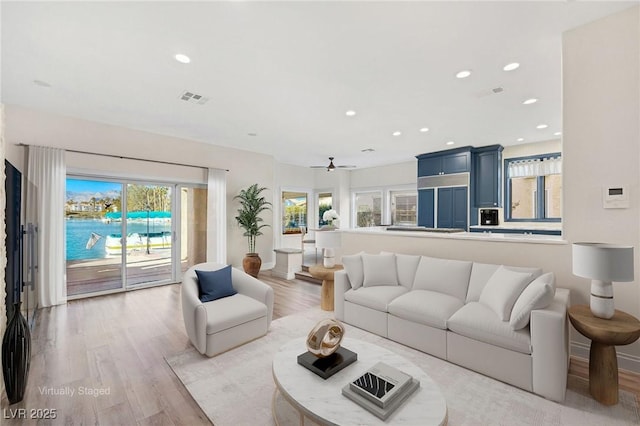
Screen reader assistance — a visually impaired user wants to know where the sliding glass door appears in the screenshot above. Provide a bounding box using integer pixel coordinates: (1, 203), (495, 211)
(65, 177), (190, 297)
(124, 183), (174, 287)
(65, 178), (124, 296)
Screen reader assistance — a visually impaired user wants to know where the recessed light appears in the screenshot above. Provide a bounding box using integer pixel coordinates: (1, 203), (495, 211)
(554, 132), (562, 136)
(175, 54), (191, 64)
(523, 98), (538, 105)
(446, 141), (455, 146)
(536, 124), (548, 129)
(345, 110), (356, 117)
(503, 62), (520, 71)
(419, 127), (429, 133)
(361, 148), (375, 153)
(392, 131), (402, 137)
(33, 79), (51, 87)
(517, 138), (525, 142)
(456, 70), (471, 79)
(248, 133), (257, 137)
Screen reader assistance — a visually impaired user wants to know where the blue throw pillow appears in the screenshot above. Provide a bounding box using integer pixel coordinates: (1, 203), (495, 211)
(195, 266), (237, 303)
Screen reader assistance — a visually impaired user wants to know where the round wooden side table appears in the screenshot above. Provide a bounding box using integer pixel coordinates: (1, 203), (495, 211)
(568, 304), (640, 405)
(308, 264), (343, 311)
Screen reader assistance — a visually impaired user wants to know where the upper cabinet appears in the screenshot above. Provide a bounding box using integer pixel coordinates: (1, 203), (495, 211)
(416, 148), (471, 176)
(472, 145), (503, 208)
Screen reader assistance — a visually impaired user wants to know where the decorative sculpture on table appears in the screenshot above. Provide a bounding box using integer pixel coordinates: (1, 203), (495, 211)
(298, 318), (357, 379)
(306, 318), (345, 357)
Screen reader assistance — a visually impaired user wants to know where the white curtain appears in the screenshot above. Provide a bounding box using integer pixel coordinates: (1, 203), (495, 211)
(206, 168), (227, 264)
(27, 146), (67, 307)
(508, 156), (562, 178)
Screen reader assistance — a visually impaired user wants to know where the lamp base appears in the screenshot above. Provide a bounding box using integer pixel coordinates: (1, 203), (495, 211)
(323, 248), (336, 269)
(590, 280), (614, 319)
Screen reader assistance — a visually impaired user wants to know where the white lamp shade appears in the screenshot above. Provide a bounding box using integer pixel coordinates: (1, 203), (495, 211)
(572, 243), (634, 282)
(315, 230), (341, 249)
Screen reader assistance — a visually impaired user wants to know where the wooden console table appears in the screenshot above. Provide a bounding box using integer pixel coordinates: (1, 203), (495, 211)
(568, 304), (640, 405)
(308, 264), (343, 311)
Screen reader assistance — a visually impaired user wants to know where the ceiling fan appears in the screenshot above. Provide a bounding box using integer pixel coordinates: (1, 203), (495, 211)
(310, 157), (356, 172)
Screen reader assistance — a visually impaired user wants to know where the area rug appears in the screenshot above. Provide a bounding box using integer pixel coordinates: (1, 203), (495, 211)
(166, 307), (639, 425)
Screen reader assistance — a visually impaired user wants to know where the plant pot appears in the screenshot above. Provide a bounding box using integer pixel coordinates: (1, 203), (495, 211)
(2, 302), (31, 404)
(243, 253), (262, 278)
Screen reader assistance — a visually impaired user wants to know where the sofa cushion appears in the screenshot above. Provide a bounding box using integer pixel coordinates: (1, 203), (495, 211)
(466, 263), (542, 303)
(344, 286), (408, 312)
(510, 272), (556, 330)
(381, 252), (421, 289)
(448, 302), (532, 354)
(203, 293), (267, 335)
(412, 256), (473, 301)
(479, 266), (533, 321)
(195, 266), (237, 302)
(388, 290), (464, 330)
(342, 252), (365, 290)
(362, 253), (399, 287)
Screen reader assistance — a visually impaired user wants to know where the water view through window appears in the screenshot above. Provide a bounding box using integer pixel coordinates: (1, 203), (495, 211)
(65, 178), (179, 296)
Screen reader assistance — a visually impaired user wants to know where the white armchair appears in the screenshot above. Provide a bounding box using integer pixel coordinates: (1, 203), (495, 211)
(181, 262), (274, 357)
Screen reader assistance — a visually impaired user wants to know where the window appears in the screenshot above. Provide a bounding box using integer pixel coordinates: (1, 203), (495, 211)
(318, 192), (333, 226)
(506, 154), (562, 221)
(391, 191), (417, 225)
(354, 191), (382, 227)
(282, 191), (307, 234)
(66, 178), (211, 297)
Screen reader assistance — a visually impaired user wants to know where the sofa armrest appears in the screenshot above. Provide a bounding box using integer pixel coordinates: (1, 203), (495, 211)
(232, 268), (274, 326)
(530, 287), (570, 402)
(181, 269), (208, 354)
(334, 270), (352, 321)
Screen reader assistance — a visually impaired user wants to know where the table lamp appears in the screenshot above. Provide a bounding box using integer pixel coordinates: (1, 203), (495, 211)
(315, 230), (341, 268)
(572, 242), (634, 319)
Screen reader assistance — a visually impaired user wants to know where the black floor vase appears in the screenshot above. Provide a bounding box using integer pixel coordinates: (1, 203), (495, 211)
(2, 302), (31, 404)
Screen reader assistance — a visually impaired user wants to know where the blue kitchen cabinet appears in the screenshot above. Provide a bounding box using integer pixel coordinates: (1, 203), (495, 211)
(417, 148), (471, 176)
(417, 188), (435, 227)
(472, 145), (503, 207)
(437, 187), (468, 230)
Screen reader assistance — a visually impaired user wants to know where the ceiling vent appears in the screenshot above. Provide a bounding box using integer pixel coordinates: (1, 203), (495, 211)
(179, 91), (209, 105)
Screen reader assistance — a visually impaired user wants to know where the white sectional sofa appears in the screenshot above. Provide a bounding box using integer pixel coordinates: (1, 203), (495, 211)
(334, 252), (570, 402)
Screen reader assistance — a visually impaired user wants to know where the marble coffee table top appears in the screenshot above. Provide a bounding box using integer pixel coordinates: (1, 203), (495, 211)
(272, 337), (448, 425)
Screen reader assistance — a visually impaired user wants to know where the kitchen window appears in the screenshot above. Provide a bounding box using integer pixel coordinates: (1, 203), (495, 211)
(505, 154), (562, 222)
(390, 191), (417, 225)
(354, 191), (382, 227)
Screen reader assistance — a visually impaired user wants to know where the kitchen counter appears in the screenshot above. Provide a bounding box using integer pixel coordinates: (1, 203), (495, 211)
(469, 222), (562, 236)
(341, 227), (566, 245)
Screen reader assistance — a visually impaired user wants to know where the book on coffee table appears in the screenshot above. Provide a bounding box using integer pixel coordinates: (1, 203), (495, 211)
(342, 362), (420, 420)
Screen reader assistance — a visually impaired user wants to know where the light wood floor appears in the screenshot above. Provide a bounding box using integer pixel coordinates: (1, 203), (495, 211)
(1, 271), (638, 425)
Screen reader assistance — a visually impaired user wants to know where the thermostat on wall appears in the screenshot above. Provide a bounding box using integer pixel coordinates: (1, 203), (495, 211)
(603, 186), (629, 209)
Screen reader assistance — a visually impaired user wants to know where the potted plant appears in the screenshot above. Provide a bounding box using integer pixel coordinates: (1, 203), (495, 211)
(234, 184), (272, 277)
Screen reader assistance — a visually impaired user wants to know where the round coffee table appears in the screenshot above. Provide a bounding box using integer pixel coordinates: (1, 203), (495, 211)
(272, 337), (448, 425)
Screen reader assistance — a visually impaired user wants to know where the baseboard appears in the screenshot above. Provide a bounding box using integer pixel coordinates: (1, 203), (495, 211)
(261, 262), (275, 271)
(571, 340), (640, 373)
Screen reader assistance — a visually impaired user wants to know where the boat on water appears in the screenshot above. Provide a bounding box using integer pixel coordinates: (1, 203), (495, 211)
(104, 232), (172, 255)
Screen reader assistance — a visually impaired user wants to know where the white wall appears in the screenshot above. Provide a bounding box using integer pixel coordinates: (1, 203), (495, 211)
(502, 139), (561, 161)
(350, 161), (416, 189)
(563, 5), (640, 361)
(4, 105), (275, 268)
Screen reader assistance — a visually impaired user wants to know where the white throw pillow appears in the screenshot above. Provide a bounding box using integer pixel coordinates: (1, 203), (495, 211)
(479, 266), (533, 321)
(341, 252), (365, 290)
(510, 272), (556, 330)
(362, 253), (399, 287)
(412, 256), (473, 301)
(381, 251), (421, 288)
